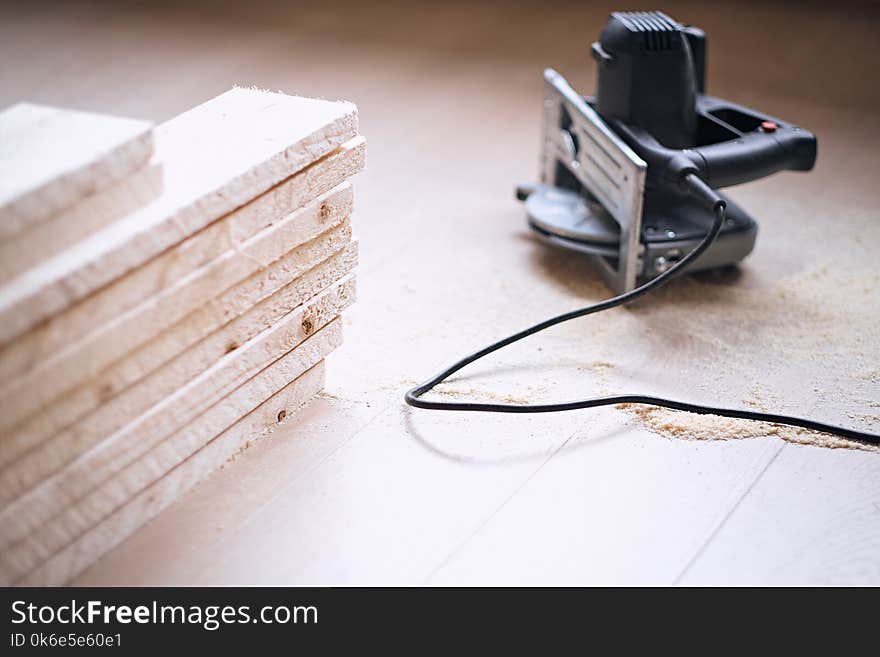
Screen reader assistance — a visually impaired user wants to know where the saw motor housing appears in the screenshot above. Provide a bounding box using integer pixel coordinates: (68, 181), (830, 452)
(520, 11), (817, 294)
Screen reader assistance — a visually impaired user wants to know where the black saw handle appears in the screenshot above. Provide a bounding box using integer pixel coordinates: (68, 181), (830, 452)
(689, 124), (817, 188)
(610, 118), (817, 194)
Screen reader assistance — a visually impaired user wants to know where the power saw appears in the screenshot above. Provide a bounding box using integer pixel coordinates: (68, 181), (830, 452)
(517, 11), (817, 294)
(405, 12), (880, 449)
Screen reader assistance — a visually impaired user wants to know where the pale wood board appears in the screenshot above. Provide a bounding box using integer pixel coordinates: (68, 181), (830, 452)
(0, 102), (154, 241)
(0, 237), (358, 476)
(0, 136), (365, 391)
(0, 87), (358, 344)
(0, 240), (358, 496)
(0, 163), (164, 285)
(17, 360), (327, 587)
(678, 444), (880, 585)
(426, 437), (785, 585)
(0, 276), (354, 563)
(3, 1), (871, 586)
(6, 321), (339, 584)
(0, 183), (355, 433)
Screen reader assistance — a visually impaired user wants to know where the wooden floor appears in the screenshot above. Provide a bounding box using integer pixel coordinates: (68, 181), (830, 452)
(2, 0), (878, 585)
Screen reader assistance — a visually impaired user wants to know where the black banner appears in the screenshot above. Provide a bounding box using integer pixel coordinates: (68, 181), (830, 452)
(4, 586), (594, 651)
(4, 588), (336, 651)
(0, 585), (850, 651)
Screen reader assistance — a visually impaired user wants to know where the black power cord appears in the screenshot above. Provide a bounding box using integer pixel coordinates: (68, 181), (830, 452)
(405, 174), (880, 446)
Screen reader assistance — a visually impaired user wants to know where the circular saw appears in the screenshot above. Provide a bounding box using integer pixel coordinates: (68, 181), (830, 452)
(518, 11), (817, 294)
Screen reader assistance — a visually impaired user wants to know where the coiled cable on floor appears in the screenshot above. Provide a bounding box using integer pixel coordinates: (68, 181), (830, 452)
(404, 174), (880, 446)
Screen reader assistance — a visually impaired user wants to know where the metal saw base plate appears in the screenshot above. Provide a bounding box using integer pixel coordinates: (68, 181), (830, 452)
(524, 183), (758, 281)
(525, 184), (620, 248)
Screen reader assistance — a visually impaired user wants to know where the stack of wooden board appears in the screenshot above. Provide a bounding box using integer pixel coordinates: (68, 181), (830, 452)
(0, 88), (364, 586)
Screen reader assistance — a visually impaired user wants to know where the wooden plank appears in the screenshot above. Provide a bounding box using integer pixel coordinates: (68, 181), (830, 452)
(0, 136), (365, 389)
(6, 320), (341, 586)
(0, 281), (352, 574)
(17, 359), (327, 587)
(0, 102), (154, 241)
(0, 178), (352, 440)
(0, 238), (358, 468)
(0, 87), (358, 344)
(0, 240), (358, 504)
(1, 237), (358, 485)
(0, 183), (356, 433)
(0, 163), (164, 285)
(24, 361), (328, 587)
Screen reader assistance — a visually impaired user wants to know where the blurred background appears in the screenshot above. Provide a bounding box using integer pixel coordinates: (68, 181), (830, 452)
(2, 0), (878, 170)
(3, 1), (879, 113)
(5, 0), (877, 253)
(5, 0), (874, 294)
(2, 0), (877, 251)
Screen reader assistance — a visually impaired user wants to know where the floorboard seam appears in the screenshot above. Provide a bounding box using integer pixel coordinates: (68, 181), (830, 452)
(181, 398), (390, 584)
(672, 441), (786, 585)
(422, 430), (580, 584)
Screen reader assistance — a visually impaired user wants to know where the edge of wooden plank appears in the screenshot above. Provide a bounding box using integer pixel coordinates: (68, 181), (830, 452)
(0, 279), (353, 571)
(0, 89), (359, 343)
(0, 182), (356, 431)
(0, 239), (358, 504)
(0, 235), (358, 473)
(0, 162), (165, 285)
(0, 136), (365, 385)
(18, 359), (327, 587)
(0, 102), (155, 240)
(6, 316), (343, 585)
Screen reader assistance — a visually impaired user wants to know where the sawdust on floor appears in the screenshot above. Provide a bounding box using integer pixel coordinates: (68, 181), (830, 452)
(400, 261), (879, 453)
(429, 383), (533, 405)
(617, 403), (880, 453)
(605, 262), (880, 452)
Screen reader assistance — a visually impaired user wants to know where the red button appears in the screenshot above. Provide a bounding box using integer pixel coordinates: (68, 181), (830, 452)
(761, 121), (777, 132)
